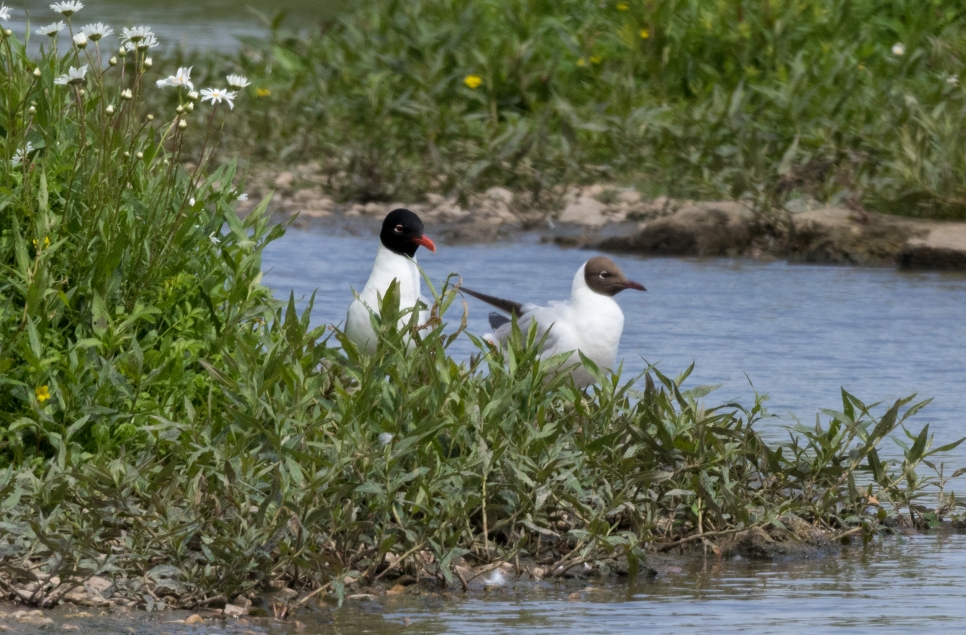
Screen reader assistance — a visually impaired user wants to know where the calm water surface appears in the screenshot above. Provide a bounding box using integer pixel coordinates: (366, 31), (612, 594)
(9, 1), (339, 51)
(23, 532), (966, 634)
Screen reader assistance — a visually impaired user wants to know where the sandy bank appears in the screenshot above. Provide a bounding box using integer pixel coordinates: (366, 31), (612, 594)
(245, 167), (966, 270)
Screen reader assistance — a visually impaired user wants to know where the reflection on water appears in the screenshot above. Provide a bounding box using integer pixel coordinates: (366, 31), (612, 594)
(262, 229), (966, 464)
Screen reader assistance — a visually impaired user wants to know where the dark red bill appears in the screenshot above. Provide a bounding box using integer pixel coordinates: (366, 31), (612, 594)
(413, 235), (437, 252)
(620, 280), (646, 291)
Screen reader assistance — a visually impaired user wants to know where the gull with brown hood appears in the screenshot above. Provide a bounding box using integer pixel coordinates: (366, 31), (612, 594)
(345, 208), (436, 354)
(461, 256), (645, 387)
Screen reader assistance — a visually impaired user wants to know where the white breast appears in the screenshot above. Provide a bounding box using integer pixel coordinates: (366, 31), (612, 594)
(489, 265), (626, 387)
(345, 244), (425, 354)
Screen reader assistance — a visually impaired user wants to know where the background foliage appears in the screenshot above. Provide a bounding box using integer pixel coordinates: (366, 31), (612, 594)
(171, 0), (966, 217)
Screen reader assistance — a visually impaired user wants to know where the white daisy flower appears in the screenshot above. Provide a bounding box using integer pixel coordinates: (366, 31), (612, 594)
(378, 432), (394, 447)
(72, 32), (87, 48)
(226, 74), (250, 89)
(11, 142), (34, 167)
(892, 42), (905, 56)
(50, 1), (83, 17)
(0, 5), (12, 21)
(156, 66), (193, 90)
(125, 33), (159, 51)
(53, 64), (88, 86)
(121, 26), (153, 43)
(200, 87), (236, 109)
(36, 21), (66, 37)
(81, 22), (113, 41)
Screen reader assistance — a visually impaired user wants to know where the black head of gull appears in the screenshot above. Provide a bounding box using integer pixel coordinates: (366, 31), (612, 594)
(584, 256), (646, 296)
(380, 208), (436, 258)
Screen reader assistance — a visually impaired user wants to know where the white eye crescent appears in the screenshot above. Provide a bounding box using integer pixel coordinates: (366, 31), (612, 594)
(599, 271), (610, 279)
(394, 224), (404, 234)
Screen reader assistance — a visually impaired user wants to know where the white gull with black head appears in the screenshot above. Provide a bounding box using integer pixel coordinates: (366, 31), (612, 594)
(345, 209), (436, 354)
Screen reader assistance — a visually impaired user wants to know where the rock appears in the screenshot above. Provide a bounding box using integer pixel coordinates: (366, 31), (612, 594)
(14, 610), (54, 627)
(898, 224), (966, 269)
(62, 586), (89, 604)
(788, 207), (926, 265)
(223, 604), (248, 617)
(61, 625), (79, 631)
(719, 514), (829, 559)
(364, 202), (387, 217)
(84, 576), (114, 599)
(231, 595), (253, 609)
(485, 187), (514, 205)
(273, 172), (294, 190)
(597, 201), (754, 256)
(618, 190), (642, 205)
(559, 196), (607, 227)
(184, 614), (204, 625)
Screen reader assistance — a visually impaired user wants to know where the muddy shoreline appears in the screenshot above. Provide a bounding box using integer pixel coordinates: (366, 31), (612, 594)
(246, 167), (966, 270)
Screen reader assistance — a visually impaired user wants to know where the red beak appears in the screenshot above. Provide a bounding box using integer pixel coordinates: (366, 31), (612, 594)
(620, 280), (646, 291)
(413, 234), (436, 253)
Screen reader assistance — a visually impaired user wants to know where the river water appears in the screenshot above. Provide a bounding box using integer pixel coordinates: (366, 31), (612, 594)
(6, 0), (336, 52)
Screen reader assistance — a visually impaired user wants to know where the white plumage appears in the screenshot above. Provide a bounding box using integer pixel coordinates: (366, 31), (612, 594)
(345, 243), (430, 354)
(486, 264), (625, 386)
(465, 256), (645, 388)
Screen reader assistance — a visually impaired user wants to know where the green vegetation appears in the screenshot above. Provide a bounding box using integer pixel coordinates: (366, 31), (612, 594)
(181, 0), (966, 217)
(1, 1), (965, 614)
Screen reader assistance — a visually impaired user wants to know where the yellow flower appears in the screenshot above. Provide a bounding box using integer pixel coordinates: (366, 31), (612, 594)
(255, 88), (271, 97)
(35, 385), (50, 403)
(32, 237), (51, 249)
(640, 28), (649, 39)
(616, 2), (629, 10)
(590, 56), (601, 65)
(857, 62), (866, 70)
(463, 74), (482, 89)
(577, 58), (586, 67)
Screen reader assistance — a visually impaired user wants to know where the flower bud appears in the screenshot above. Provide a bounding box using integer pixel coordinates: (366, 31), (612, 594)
(136, 152), (144, 159)
(185, 102), (194, 112)
(109, 56), (118, 67)
(106, 104), (115, 115)
(146, 114), (154, 121)
(33, 67), (42, 78)
(178, 119), (187, 130)
(124, 151), (130, 157)
(73, 33), (88, 49)
(121, 89), (133, 100)
(176, 105), (184, 114)
(187, 91), (199, 101)
(29, 106), (36, 115)
(144, 57), (153, 69)
(78, 88), (85, 96)
(119, 46), (127, 57)
(4, 29), (11, 37)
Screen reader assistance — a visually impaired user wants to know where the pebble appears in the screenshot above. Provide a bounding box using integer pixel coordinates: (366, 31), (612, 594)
(184, 613), (204, 624)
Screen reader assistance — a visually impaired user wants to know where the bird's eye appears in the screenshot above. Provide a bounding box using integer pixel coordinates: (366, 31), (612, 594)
(394, 224), (404, 234)
(599, 271), (610, 279)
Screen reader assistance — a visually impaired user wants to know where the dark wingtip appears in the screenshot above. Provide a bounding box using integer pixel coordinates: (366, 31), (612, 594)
(488, 312), (511, 330)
